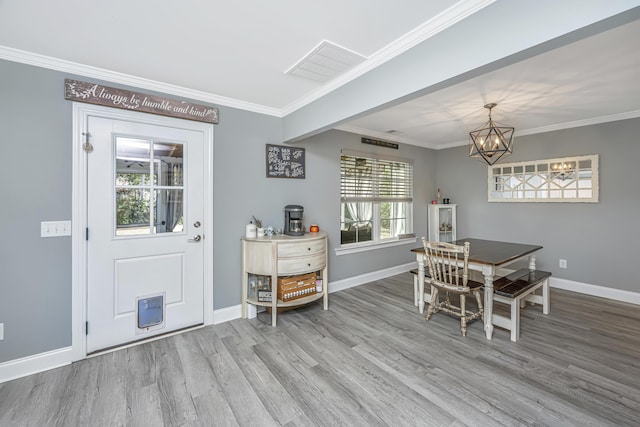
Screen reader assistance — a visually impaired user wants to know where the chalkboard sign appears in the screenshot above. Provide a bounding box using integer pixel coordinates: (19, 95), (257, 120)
(266, 144), (305, 179)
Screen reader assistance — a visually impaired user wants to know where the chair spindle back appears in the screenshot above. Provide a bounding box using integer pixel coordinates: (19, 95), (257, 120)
(421, 238), (470, 292)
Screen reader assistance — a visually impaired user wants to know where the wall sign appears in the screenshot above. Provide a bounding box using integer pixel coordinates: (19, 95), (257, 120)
(361, 137), (398, 150)
(64, 79), (219, 124)
(266, 144), (305, 179)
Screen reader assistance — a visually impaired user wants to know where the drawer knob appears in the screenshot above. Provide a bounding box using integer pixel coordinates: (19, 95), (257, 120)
(308, 263), (311, 267)
(307, 247), (311, 251)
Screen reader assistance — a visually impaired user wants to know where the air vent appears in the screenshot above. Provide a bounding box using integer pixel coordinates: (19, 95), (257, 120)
(285, 40), (366, 82)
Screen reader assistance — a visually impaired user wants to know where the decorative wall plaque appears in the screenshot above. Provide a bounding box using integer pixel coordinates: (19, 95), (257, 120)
(361, 137), (398, 149)
(266, 144), (305, 179)
(64, 79), (219, 124)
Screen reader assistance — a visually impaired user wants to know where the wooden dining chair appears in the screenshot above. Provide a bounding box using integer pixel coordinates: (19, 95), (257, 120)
(421, 238), (484, 336)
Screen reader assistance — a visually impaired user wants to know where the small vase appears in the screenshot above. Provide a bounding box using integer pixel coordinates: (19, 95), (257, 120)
(256, 227), (265, 237)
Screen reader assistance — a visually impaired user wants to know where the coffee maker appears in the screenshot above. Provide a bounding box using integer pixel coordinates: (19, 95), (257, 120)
(284, 205), (304, 236)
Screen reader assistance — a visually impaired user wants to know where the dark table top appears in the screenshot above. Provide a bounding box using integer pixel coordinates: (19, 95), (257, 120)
(411, 238), (543, 266)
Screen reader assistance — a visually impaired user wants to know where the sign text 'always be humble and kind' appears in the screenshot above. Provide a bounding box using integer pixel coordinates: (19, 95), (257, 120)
(64, 79), (219, 124)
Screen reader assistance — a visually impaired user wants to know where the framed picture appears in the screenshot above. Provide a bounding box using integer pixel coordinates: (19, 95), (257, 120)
(266, 144), (305, 179)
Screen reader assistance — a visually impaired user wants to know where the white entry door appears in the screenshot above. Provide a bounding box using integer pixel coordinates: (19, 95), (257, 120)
(86, 115), (205, 353)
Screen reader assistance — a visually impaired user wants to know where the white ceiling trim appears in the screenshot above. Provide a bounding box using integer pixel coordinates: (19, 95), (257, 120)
(514, 110), (640, 138)
(280, 0), (496, 116)
(0, 45), (282, 117)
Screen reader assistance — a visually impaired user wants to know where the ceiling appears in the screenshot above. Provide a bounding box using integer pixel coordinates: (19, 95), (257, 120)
(1, 1), (639, 150)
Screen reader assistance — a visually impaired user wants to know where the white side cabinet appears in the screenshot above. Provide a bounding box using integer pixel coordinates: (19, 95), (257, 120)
(428, 204), (457, 242)
(241, 232), (328, 326)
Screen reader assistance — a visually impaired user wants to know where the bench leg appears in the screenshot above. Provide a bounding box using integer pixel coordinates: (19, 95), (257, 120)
(511, 299), (520, 342)
(542, 278), (550, 315)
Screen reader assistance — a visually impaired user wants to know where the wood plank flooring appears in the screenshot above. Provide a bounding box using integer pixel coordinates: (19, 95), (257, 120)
(2, 272), (640, 426)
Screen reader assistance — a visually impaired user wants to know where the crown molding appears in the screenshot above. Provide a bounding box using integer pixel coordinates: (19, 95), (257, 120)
(280, 0), (496, 115)
(515, 110), (640, 137)
(0, 45), (282, 117)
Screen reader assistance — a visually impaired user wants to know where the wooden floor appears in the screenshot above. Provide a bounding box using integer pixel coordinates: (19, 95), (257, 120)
(2, 272), (640, 426)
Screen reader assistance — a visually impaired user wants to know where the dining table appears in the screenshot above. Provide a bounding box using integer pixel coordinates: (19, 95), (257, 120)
(411, 238), (543, 340)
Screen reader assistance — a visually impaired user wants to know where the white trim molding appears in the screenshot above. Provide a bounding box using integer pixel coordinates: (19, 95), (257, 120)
(328, 262), (415, 294)
(550, 277), (640, 306)
(0, 45), (280, 117)
(212, 304), (243, 325)
(0, 347), (73, 384)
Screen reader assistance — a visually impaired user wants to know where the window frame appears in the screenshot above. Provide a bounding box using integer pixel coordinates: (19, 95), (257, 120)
(488, 154), (599, 203)
(339, 149), (414, 249)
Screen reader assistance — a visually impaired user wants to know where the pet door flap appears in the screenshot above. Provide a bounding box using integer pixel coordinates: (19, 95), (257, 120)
(136, 293), (166, 334)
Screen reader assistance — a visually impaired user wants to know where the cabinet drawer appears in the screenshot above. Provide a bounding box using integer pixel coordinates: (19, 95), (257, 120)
(278, 239), (325, 258)
(278, 253), (326, 275)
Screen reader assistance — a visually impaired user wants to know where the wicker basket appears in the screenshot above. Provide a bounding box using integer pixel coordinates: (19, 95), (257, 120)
(277, 272), (317, 302)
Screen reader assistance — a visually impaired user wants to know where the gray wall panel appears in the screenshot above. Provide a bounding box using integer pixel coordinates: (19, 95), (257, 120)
(0, 61), (73, 362)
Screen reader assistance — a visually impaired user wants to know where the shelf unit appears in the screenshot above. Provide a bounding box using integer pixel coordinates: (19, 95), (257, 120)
(241, 231), (328, 326)
(428, 204), (457, 242)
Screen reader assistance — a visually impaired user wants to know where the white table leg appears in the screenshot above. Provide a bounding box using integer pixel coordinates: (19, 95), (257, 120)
(529, 254), (536, 270)
(417, 255), (426, 313)
(483, 266), (495, 339)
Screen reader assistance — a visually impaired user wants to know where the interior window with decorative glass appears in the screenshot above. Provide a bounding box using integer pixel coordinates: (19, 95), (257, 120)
(340, 150), (413, 245)
(488, 154), (598, 202)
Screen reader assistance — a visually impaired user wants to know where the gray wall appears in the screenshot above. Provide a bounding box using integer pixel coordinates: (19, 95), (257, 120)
(0, 59), (437, 364)
(435, 118), (640, 292)
(0, 59), (285, 363)
(0, 60), (73, 362)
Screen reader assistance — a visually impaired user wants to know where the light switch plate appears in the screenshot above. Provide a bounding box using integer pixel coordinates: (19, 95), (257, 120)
(41, 221), (72, 237)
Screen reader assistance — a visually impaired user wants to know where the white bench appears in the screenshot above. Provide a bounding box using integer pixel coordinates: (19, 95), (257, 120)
(492, 269), (551, 342)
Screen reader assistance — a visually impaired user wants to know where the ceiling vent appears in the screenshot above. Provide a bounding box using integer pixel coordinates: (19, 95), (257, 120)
(285, 40), (366, 83)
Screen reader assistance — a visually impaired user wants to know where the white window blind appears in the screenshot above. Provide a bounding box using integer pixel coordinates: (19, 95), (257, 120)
(340, 153), (413, 202)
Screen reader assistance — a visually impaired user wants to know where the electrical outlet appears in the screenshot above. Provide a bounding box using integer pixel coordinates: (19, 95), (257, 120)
(559, 259), (567, 269)
(41, 220), (72, 237)
(0, 323), (4, 341)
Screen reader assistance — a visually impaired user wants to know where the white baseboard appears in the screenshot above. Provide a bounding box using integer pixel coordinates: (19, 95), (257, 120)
(328, 262), (415, 294)
(0, 347), (73, 384)
(550, 277), (640, 305)
(212, 304), (243, 324)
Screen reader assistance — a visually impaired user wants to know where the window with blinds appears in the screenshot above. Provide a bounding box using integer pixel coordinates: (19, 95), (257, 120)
(340, 152), (413, 245)
(340, 155), (413, 202)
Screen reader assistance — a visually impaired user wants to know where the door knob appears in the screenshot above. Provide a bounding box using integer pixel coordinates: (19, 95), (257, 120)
(194, 221), (201, 228)
(188, 234), (202, 243)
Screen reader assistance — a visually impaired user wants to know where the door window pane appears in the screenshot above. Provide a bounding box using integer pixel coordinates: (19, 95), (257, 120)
(155, 142), (184, 186)
(116, 189), (151, 236)
(114, 137), (186, 237)
(155, 189), (184, 233)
